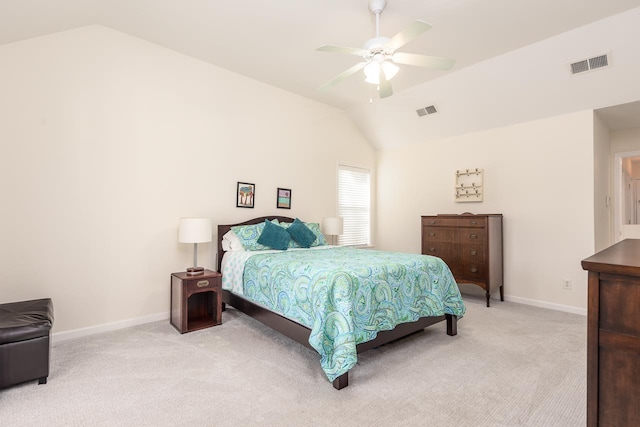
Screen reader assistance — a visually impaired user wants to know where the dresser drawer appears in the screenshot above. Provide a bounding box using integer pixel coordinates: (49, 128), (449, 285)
(460, 244), (485, 265)
(423, 227), (455, 243)
(422, 242), (456, 260)
(422, 217), (458, 227)
(459, 230), (486, 244)
(456, 217), (487, 228)
(599, 274), (640, 336)
(458, 264), (485, 280)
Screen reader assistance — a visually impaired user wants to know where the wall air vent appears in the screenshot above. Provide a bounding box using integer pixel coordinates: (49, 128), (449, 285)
(570, 53), (610, 75)
(589, 54), (608, 70)
(416, 105), (438, 117)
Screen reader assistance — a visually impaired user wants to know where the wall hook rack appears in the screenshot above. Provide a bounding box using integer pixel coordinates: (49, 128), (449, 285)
(455, 168), (483, 202)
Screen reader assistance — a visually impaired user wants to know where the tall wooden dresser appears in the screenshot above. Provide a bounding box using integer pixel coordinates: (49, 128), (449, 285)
(581, 239), (640, 426)
(421, 213), (503, 307)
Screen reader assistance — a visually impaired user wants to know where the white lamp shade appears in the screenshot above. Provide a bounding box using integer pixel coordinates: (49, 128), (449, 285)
(178, 218), (212, 243)
(322, 217), (344, 236)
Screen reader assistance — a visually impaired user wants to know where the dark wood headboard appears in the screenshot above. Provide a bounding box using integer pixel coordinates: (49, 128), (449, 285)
(217, 216), (295, 272)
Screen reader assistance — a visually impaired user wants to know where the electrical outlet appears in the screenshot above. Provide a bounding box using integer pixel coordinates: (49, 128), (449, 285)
(562, 279), (572, 290)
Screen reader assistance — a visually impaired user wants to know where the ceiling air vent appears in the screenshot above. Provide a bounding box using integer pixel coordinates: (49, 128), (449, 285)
(416, 105), (438, 117)
(570, 53), (610, 75)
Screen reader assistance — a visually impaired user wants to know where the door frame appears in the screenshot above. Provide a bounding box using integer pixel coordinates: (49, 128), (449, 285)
(634, 178), (640, 225)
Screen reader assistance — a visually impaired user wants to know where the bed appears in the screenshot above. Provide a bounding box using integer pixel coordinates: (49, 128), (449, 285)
(217, 216), (465, 389)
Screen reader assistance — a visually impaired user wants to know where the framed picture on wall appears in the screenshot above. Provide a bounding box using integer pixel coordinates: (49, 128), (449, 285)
(277, 188), (291, 209)
(237, 182), (255, 208)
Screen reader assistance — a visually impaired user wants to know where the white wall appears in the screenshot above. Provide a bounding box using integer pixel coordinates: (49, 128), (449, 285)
(0, 26), (376, 334)
(376, 111), (595, 313)
(611, 128), (640, 153)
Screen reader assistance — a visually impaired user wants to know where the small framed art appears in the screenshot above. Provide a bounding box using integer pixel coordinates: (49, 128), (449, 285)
(237, 182), (255, 208)
(277, 188), (291, 209)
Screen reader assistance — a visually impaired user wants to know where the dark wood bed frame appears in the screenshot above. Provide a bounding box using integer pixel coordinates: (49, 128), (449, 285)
(217, 216), (458, 390)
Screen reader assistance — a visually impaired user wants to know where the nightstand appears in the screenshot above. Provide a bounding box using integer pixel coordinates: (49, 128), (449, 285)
(170, 270), (222, 333)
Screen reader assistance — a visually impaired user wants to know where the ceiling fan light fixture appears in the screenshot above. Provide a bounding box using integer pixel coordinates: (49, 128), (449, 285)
(364, 61), (381, 84)
(382, 60), (399, 80)
(316, 0), (453, 100)
(364, 60), (399, 84)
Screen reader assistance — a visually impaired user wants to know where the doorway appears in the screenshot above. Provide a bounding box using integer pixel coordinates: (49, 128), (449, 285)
(614, 151), (640, 241)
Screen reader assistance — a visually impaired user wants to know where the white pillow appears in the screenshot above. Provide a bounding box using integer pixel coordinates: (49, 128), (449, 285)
(222, 230), (245, 251)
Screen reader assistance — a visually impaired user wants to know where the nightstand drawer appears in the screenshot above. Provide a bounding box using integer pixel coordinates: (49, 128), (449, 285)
(186, 277), (218, 293)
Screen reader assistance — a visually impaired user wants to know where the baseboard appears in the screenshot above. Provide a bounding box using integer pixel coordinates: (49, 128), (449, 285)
(52, 311), (170, 343)
(458, 283), (587, 316)
(504, 295), (587, 316)
(50, 294), (585, 344)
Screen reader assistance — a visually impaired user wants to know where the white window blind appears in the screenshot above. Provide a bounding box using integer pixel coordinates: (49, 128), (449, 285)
(338, 165), (370, 246)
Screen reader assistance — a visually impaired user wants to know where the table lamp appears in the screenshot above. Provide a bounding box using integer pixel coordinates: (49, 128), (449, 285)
(178, 217), (212, 275)
(322, 217), (344, 246)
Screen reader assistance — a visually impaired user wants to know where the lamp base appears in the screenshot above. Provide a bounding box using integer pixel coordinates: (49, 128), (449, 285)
(186, 267), (205, 276)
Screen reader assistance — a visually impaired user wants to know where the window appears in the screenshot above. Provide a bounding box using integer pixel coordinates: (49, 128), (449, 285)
(338, 165), (371, 246)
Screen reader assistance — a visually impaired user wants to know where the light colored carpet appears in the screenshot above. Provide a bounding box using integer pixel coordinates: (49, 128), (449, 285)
(0, 295), (586, 426)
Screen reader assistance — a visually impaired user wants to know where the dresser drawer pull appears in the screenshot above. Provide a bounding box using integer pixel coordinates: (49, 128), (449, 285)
(197, 280), (210, 288)
(470, 251), (477, 256)
(429, 232), (436, 237)
(470, 267), (478, 273)
(470, 234), (478, 239)
(429, 247), (436, 252)
(470, 221), (477, 225)
(428, 220), (436, 225)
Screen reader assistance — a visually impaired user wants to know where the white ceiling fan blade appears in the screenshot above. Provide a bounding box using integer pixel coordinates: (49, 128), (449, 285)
(392, 52), (455, 70)
(378, 73), (393, 99)
(318, 62), (366, 92)
(316, 45), (368, 57)
(387, 20), (432, 51)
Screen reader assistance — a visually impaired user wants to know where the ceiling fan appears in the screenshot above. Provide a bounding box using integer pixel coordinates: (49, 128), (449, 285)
(317, 0), (455, 99)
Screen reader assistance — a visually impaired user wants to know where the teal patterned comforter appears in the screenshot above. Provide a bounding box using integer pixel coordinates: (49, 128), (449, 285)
(242, 247), (466, 382)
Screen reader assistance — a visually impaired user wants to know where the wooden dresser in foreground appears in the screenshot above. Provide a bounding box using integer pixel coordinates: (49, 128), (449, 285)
(582, 239), (640, 426)
(421, 213), (503, 307)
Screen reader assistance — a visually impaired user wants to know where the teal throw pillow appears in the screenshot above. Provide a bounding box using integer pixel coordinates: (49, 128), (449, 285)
(257, 219), (290, 250)
(287, 218), (317, 248)
(277, 221), (301, 248)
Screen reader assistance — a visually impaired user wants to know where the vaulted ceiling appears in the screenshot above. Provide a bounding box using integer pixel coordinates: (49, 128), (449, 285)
(2, 0), (640, 147)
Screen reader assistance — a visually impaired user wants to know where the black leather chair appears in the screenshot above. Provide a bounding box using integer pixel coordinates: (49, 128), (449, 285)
(0, 298), (54, 389)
